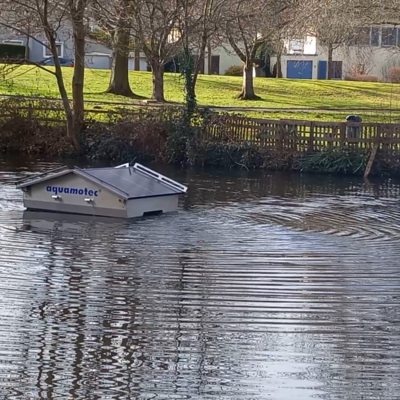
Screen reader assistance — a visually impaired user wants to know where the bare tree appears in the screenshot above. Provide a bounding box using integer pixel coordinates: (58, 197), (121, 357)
(91, 0), (140, 97)
(221, 0), (301, 100)
(128, 0), (183, 102)
(310, 0), (366, 79)
(353, 0), (400, 25)
(176, 0), (224, 96)
(70, 0), (90, 136)
(0, 0), (90, 151)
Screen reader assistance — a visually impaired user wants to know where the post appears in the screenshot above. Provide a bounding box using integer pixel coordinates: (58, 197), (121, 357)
(340, 122), (346, 148)
(279, 120), (285, 154)
(308, 121), (314, 152)
(134, 45), (140, 71)
(28, 102), (33, 124)
(364, 124), (381, 178)
(327, 126), (333, 150)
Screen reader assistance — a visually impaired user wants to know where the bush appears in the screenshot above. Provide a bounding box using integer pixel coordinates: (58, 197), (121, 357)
(224, 65), (243, 76)
(388, 67), (400, 83)
(344, 74), (379, 82)
(84, 108), (177, 162)
(0, 97), (71, 155)
(300, 148), (369, 175)
(2, 98), (400, 177)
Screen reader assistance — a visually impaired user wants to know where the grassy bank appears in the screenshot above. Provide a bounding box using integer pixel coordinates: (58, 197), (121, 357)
(0, 100), (399, 177)
(2, 65), (400, 122)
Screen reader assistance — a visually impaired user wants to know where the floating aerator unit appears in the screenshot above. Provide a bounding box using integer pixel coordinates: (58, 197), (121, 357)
(16, 163), (187, 218)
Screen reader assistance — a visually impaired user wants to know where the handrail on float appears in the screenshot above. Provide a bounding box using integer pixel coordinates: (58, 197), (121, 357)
(133, 163), (188, 193)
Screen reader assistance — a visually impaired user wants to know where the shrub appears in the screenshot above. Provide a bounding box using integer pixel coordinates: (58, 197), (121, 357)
(224, 65), (243, 76)
(0, 97), (71, 155)
(344, 74), (379, 82)
(84, 109), (174, 162)
(300, 148), (369, 175)
(388, 67), (400, 83)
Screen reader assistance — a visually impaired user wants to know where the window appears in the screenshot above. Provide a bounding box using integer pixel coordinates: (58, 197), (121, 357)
(43, 42), (64, 58)
(284, 39), (305, 54)
(3, 39), (24, 46)
(332, 61), (343, 79)
(382, 27), (396, 46)
(304, 36), (317, 54)
(370, 27), (380, 46)
(352, 28), (370, 46)
(167, 28), (181, 44)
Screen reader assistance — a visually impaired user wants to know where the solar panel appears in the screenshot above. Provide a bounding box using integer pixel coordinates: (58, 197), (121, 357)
(83, 166), (182, 199)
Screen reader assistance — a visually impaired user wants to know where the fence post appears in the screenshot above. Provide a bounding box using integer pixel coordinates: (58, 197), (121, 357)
(340, 122), (346, 148)
(28, 102), (33, 124)
(382, 124), (389, 154)
(308, 121), (314, 152)
(364, 124), (381, 178)
(279, 120), (285, 154)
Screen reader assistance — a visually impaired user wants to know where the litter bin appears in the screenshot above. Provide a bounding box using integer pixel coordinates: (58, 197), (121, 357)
(345, 115), (362, 139)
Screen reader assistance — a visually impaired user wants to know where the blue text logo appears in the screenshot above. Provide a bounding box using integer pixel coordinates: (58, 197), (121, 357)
(46, 186), (99, 196)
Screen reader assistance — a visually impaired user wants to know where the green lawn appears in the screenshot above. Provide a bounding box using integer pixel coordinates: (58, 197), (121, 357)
(1, 65), (400, 122)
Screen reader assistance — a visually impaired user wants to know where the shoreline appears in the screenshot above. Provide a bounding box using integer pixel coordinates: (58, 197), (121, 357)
(1, 97), (400, 178)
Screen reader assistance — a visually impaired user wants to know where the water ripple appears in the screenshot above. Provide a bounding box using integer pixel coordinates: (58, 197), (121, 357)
(0, 162), (400, 399)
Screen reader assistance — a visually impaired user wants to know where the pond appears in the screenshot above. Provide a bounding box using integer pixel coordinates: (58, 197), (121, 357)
(1, 156), (400, 400)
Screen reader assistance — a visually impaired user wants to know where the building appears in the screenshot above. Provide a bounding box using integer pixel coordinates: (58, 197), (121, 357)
(3, 21), (400, 81)
(268, 26), (400, 81)
(201, 26), (400, 81)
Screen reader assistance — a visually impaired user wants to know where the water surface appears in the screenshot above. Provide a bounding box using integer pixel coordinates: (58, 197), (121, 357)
(1, 156), (400, 400)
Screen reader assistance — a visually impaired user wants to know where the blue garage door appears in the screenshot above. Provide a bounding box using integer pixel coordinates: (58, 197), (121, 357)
(287, 60), (313, 79)
(318, 61), (327, 79)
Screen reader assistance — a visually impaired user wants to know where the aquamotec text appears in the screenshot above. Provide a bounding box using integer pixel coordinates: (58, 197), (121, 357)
(46, 186), (99, 196)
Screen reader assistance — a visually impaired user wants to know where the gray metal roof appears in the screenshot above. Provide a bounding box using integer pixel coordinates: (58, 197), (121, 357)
(83, 166), (183, 199)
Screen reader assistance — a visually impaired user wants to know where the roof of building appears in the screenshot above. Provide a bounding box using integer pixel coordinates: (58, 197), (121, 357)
(16, 163), (187, 200)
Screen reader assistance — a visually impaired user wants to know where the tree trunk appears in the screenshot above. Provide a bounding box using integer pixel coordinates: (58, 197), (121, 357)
(150, 61), (165, 102)
(327, 43), (333, 80)
(43, 26), (80, 152)
(71, 0), (86, 148)
(107, 2), (139, 98)
(107, 28), (137, 97)
(25, 32), (30, 60)
(134, 43), (140, 71)
(263, 52), (272, 77)
(192, 34), (207, 92)
(276, 52), (283, 78)
(238, 61), (259, 100)
(207, 41), (212, 75)
(54, 65), (78, 151)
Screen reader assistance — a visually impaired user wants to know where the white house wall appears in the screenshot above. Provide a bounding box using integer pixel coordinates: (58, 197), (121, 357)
(85, 54), (112, 69)
(334, 46), (400, 80)
(128, 57), (148, 71)
(85, 41), (112, 55)
(205, 45), (242, 75)
(272, 39), (400, 81)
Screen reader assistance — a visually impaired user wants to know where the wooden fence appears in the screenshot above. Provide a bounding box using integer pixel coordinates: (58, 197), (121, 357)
(2, 102), (400, 155)
(207, 116), (400, 155)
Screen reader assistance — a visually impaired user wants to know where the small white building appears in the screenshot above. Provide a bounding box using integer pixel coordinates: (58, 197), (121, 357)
(128, 51), (149, 71)
(85, 52), (112, 69)
(16, 163), (187, 219)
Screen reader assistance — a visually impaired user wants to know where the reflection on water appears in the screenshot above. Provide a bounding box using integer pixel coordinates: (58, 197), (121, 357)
(1, 156), (400, 399)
